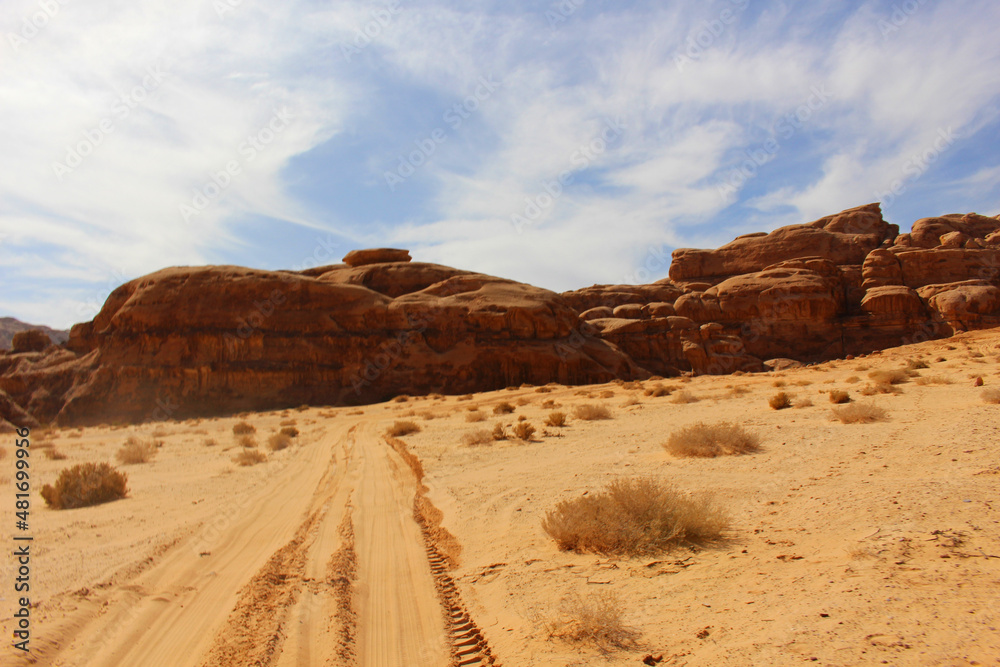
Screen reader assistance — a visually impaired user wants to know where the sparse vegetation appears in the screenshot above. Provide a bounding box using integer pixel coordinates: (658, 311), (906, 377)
(829, 390), (851, 404)
(665, 422), (761, 458)
(267, 432), (293, 451)
(831, 402), (888, 424)
(541, 399), (558, 409)
(547, 592), (641, 651)
(44, 447), (68, 460)
(237, 434), (258, 448)
(728, 385), (751, 396)
(599, 390), (615, 398)
(492, 423), (509, 441)
(544, 411), (567, 427)
(512, 422), (536, 441)
(644, 384), (672, 397)
(232, 421), (256, 435)
(794, 397), (813, 408)
(670, 390), (699, 404)
(493, 402), (515, 415)
(768, 391), (792, 410)
(868, 369), (909, 385)
(465, 410), (486, 423)
(115, 437), (158, 465)
(914, 376), (953, 386)
(845, 375), (861, 383)
(542, 477), (728, 556)
(279, 426), (299, 437)
(233, 449), (267, 466)
(203, 438), (218, 447)
(392, 395), (409, 403)
(772, 380), (787, 387)
(41, 463), (129, 509)
(860, 381), (902, 396)
(572, 404), (612, 421)
(386, 420), (421, 437)
(461, 429), (492, 446)
(982, 388), (1000, 404)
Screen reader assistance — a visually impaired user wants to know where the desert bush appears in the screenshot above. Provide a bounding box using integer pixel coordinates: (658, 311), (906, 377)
(772, 380), (787, 388)
(768, 392), (792, 410)
(599, 390), (615, 398)
(644, 384), (672, 397)
(542, 477), (728, 556)
(512, 422), (536, 441)
(465, 410), (486, 423)
(906, 358), (929, 370)
(517, 414), (527, 422)
(386, 420), (421, 437)
(116, 437), (158, 465)
(279, 426), (299, 437)
(794, 379), (813, 387)
(44, 447), (68, 460)
(535, 386), (552, 393)
(982, 388), (1000, 404)
(461, 429), (492, 446)
(41, 463), (128, 509)
(295, 404), (310, 411)
(547, 592), (640, 651)
(203, 438), (218, 447)
(279, 419), (297, 426)
(545, 411), (567, 427)
(237, 434), (258, 448)
(392, 395), (409, 403)
(728, 385), (751, 396)
(845, 375), (861, 384)
(831, 402), (888, 424)
(232, 421), (256, 435)
(914, 376), (953, 386)
(670, 390), (699, 404)
(868, 369), (909, 385)
(493, 402), (515, 415)
(621, 397), (640, 407)
(828, 390), (851, 404)
(491, 423), (508, 441)
(267, 433), (293, 451)
(859, 382), (902, 396)
(233, 449), (267, 466)
(465, 403), (480, 411)
(541, 399), (558, 409)
(572, 404), (612, 420)
(794, 397), (813, 408)
(665, 422), (761, 458)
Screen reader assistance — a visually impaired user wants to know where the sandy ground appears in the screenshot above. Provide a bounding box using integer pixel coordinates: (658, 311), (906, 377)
(2, 329), (1000, 666)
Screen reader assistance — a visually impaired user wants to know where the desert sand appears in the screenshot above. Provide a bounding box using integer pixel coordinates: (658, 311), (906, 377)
(3, 329), (999, 666)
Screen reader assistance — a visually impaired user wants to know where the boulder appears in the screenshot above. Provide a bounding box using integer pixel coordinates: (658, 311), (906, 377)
(342, 248), (412, 267)
(860, 286), (925, 317)
(612, 304), (645, 319)
(11, 330), (51, 353)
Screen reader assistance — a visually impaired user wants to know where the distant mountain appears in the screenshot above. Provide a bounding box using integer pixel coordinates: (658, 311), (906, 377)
(0, 317), (69, 350)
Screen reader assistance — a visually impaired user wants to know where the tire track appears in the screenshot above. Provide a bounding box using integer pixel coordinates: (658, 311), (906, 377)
(328, 507), (358, 665)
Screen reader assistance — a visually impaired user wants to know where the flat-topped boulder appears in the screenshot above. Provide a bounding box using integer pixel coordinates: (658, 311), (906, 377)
(342, 248), (412, 267)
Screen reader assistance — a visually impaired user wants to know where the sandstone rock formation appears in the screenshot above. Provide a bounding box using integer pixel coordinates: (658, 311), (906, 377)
(2, 202), (999, 428)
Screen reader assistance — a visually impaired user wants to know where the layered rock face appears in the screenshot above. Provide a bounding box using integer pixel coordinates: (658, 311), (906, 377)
(2, 203), (998, 427)
(0, 262), (644, 426)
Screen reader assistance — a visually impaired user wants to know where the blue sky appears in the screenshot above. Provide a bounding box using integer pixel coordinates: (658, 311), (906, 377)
(1, 0), (998, 328)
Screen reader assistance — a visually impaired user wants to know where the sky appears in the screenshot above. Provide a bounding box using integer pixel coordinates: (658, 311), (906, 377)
(1, 0), (999, 329)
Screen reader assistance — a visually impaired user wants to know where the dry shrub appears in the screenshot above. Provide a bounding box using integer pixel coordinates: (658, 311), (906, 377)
(572, 404), (612, 421)
(868, 369), (909, 385)
(493, 402), (515, 415)
(279, 426), (299, 437)
(203, 438), (218, 447)
(599, 390), (615, 398)
(542, 477), (728, 556)
(541, 399), (558, 409)
(535, 386), (553, 393)
(768, 392), (792, 410)
(914, 376), (953, 386)
(545, 411), (567, 427)
(517, 414), (527, 422)
(860, 382), (902, 396)
(392, 395), (410, 403)
(512, 422), (536, 441)
(295, 404), (310, 412)
(232, 421), (256, 435)
(461, 429), (492, 446)
(772, 380), (787, 388)
(116, 437), (158, 465)
(237, 434), (258, 448)
(832, 402), (888, 424)
(829, 390), (851, 404)
(386, 420), (421, 437)
(279, 419), (297, 426)
(728, 385), (751, 396)
(670, 390), (699, 404)
(45, 448), (68, 461)
(465, 410), (486, 423)
(492, 423), (508, 441)
(665, 422), (761, 458)
(644, 384), (672, 397)
(845, 375), (861, 384)
(465, 403), (480, 411)
(906, 358), (930, 370)
(794, 397), (813, 408)
(621, 397), (640, 407)
(458, 393), (474, 401)
(41, 463), (128, 509)
(421, 412), (437, 421)
(233, 449), (267, 466)
(267, 432), (293, 451)
(982, 388), (1000, 404)
(794, 379), (813, 387)
(547, 592), (640, 651)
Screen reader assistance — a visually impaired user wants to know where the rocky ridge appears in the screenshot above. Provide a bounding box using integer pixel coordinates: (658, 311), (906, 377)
(2, 206), (999, 427)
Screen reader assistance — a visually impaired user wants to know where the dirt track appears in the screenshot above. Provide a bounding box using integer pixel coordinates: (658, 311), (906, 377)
(16, 417), (493, 667)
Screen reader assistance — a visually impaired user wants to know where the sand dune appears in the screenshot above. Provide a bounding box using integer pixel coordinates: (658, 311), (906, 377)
(3, 329), (1000, 665)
